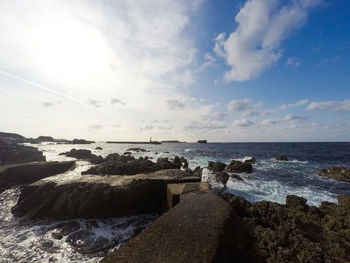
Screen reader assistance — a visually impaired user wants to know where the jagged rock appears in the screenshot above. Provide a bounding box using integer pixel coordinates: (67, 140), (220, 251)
(231, 174), (244, 181)
(0, 161), (75, 193)
(11, 169), (200, 220)
(224, 160), (252, 173)
(218, 193), (350, 263)
(127, 148), (148, 152)
(0, 141), (45, 165)
(275, 155), (288, 161)
(192, 166), (202, 177)
(72, 139), (94, 144)
(243, 157), (256, 164)
(316, 166), (350, 183)
(59, 149), (103, 164)
(208, 161), (226, 172)
(214, 171), (229, 185)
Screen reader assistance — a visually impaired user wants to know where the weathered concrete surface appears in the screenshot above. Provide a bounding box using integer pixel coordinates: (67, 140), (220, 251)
(101, 189), (231, 263)
(11, 169), (200, 220)
(166, 182), (209, 210)
(0, 161), (75, 193)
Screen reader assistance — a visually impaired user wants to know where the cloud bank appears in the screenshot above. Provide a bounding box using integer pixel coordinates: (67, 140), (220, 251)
(214, 0), (322, 82)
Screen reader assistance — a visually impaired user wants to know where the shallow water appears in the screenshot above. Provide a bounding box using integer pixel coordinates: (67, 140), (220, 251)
(1, 142), (349, 262)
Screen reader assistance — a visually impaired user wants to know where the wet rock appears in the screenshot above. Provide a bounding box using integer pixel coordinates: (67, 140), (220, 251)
(36, 136), (55, 142)
(243, 157), (256, 164)
(214, 171), (229, 185)
(11, 169), (200, 220)
(60, 149), (103, 164)
(192, 166), (202, 177)
(0, 141), (45, 165)
(224, 160), (252, 173)
(123, 151), (132, 155)
(208, 161), (226, 172)
(275, 155), (288, 161)
(316, 166), (350, 183)
(95, 147), (103, 150)
(127, 148), (148, 152)
(84, 157), (157, 175)
(230, 174), (244, 181)
(218, 193), (350, 263)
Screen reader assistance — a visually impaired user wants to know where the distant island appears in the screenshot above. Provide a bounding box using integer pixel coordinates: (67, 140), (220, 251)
(197, 140), (207, 143)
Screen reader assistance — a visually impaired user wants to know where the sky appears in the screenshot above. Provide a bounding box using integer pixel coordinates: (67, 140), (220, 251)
(0, 0), (349, 142)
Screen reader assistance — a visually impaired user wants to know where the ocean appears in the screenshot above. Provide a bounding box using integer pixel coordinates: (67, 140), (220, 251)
(1, 142), (349, 262)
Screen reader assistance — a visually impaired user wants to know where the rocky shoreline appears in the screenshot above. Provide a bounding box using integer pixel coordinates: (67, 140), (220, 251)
(1, 132), (350, 262)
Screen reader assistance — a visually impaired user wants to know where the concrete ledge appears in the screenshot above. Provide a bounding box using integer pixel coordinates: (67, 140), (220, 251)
(101, 188), (230, 263)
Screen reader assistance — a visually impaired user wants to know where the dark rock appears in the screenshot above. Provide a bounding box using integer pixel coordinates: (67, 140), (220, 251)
(0, 132), (25, 143)
(243, 157), (256, 164)
(36, 136), (55, 142)
(197, 140), (207, 143)
(72, 139), (94, 144)
(286, 195), (308, 211)
(0, 161), (75, 193)
(11, 169), (200, 220)
(0, 141), (45, 165)
(192, 166), (202, 177)
(60, 149), (93, 159)
(95, 147), (103, 150)
(127, 148), (148, 152)
(60, 149), (104, 164)
(275, 155), (288, 161)
(217, 193), (350, 263)
(123, 151), (132, 155)
(224, 160), (252, 173)
(208, 161), (226, 172)
(231, 174), (244, 181)
(316, 166), (350, 183)
(214, 171), (229, 185)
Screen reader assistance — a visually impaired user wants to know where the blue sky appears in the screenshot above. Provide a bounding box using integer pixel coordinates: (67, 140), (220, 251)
(0, 0), (349, 141)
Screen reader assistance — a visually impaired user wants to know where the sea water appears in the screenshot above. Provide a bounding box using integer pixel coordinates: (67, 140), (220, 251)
(1, 142), (349, 262)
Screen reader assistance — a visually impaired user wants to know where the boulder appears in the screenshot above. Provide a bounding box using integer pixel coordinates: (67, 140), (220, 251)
(218, 193), (350, 263)
(275, 155), (288, 161)
(243, 157), (256, 164)
(59, 148), (103, 164)
(101, 188), (231, 263)
(11, 169), (200, 220)
(316, 166), (350, 183)
(224, 160), (252, 173)
(0, 141), (45, 165)
(214, 171), (229, 185)
(208, 161), (226, 172)
(95, 147), (103, 150)
(0, 161), (75, 193)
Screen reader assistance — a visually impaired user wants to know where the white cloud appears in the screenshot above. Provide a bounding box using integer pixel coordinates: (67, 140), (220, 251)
(261, 119), (277, 125)
(278, 99), (309, 110)
(0, 0), (219, 141)
(233, 119), (254, 127)
(227, 99), (253, 112)
(307, 100), (350, 112)
(214, 0), (322, 82)
(286, 57), (302, 67)
(283, 114), (307, 122)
